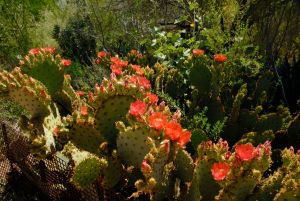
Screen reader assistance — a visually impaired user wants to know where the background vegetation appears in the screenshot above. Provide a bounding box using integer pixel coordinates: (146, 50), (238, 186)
(0, 0), (299, 128)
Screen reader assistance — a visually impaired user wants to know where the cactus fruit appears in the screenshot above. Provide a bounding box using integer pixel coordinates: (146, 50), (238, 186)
(62, 142), (108, 189)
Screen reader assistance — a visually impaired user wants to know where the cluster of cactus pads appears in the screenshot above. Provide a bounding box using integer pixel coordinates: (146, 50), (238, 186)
(0, 48), (299, 201)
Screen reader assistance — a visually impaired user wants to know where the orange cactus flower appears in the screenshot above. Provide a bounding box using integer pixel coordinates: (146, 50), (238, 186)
(235, 144), (256, 161)
(214, 54), (227, 63)
(177, 130), (191, 147)
(29, 48), (40, 55)
(211, 162), (230, 181)
(80, 105), (88, 116)
(146, 93), (158, 105)
(98, 51), (105, 58)
(164, 121), (182, 141)
(148, 112), (168, 130)
(61, 59), (72, 67)
(192, 49), (205, 56)
(129, 100), (147, 117)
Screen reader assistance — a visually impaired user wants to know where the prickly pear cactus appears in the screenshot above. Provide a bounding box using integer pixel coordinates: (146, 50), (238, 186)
(248, 147), (300, 201)
(57, 111), (105, 155)
(230, 83), (247, 123)
(186, 140), (228, 201)
(189, 60), (212, 95)
(91, 76), (148, 146)
(62, 142), (108, 189)
(0, 68), (51, 118)
(19, 48), (65, 98)
(116, 122), (151, 167)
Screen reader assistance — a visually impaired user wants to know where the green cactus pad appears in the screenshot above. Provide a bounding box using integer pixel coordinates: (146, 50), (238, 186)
(20, 53), (65, 98)
(102, 158), (123, 189)
(63, 142), (108, 189)
(95, 95), (135, 145)
(186, 161), (220, 201)
(174, 149), (194, 182)
(56, 77), (79, 112)
(59, 121), (104, 155)
(230, 84), (247, 123)
(250, 171), (284, 201)
(0, 69), (51, 118)
(256, 113), (283, 133)
(117, 124), (150, 167)
(215, 169), (262, 201)
(154, 162), (175, 201)
(189, 63), (212, 95)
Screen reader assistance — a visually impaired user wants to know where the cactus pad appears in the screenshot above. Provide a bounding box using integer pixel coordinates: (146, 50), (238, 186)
(95, 95), (135, 145)
(175, 149), (194, 182)
(0, 68), (51, 118)
(117, 124), (151, 167)
(63, 142), (108, 189)
(59, 115), (104, 155)
(20, 52), (65, 98)
(189, 63), (212, 95)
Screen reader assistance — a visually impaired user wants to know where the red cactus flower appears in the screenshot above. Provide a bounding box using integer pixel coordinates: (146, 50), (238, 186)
(96, 58), (101, 64)
(41, 47), (55, 54)
(131, 64), (144, 75)
(177, 130), (191, 147)
(211, 162), (230, 181)
(129, 76), (151, 89)
(192, 49), (205, 56)
(119, 60), (128, 67)
(76, 91), (85, 97)
(148, 112), (168, 130)
(111, 57), (120, 64)
(88, 92), (95, 102)
(141, 160), (152, 173)
(29, 48), (40, 55)
(129, 100), (147, 117)
(214, 54), (227, 63)
(235, 143), (256, 161)
(146, 93), (158, 105)
(164, 121), (182, 141)
(98, 51), (105, 58)
(130, 49), (143, 58)
(130, 49), (138, 54)
(80, 105), (88, 116)
(110, 64), (123, 75)
(61, 59), (72, 67)
(137, 76), (151, 89)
